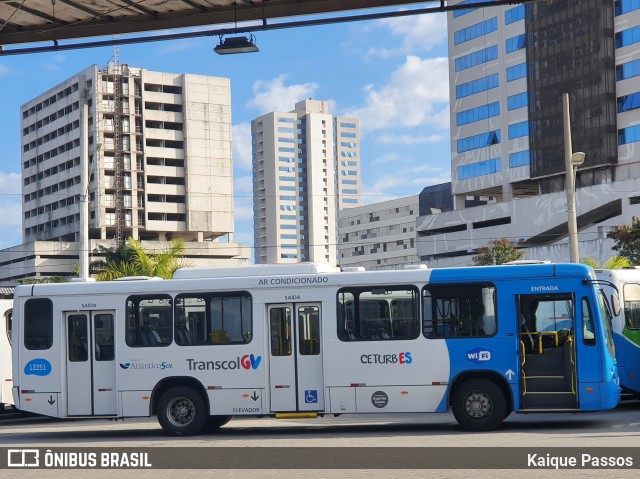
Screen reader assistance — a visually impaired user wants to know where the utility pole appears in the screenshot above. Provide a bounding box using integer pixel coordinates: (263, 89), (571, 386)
(563, 93), (585, 263)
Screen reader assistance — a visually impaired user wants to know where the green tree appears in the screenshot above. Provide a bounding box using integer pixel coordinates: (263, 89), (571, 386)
(608, 216), (640, 266)
(472, 238), (525, 266)
(92, 238), (190, 281)
(581, 256), (631, 270)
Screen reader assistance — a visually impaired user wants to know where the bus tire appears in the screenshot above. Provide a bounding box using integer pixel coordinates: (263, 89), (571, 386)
(157, 386), (207, 436)
(205, 415), (233, 433)
(452, 379), (506, 431)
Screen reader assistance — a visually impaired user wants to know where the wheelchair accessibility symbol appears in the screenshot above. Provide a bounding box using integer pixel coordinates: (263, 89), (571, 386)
(304, 389), (318, 403)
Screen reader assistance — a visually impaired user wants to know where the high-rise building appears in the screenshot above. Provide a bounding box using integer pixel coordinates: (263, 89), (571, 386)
(416, 0), (640, 266)
(4, 64), (250, 282)
(252, 99), (361, 265)
(21, 64), (235, 244)
(448, 0), (626, 206)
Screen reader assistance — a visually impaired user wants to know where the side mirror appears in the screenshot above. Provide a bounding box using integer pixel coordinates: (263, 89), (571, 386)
(611, 293), (621, 317)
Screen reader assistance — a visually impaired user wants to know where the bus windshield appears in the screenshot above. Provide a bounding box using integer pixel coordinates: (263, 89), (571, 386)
(4, 308), (11, 347)
(597, 289), (616, 359)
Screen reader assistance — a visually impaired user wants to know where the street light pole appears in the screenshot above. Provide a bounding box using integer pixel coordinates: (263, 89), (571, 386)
(563, 93), (585, 263)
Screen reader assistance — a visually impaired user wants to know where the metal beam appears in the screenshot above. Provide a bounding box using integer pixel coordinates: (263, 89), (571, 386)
(177, 0), (207, 13)
(0, 0), (536, 48)
(117, 0), (159, 18)
(0, 18), (22, 31)
(6, 1), (67, 25)
(0, 0), (536, 56)
(57, 0), (105, 18)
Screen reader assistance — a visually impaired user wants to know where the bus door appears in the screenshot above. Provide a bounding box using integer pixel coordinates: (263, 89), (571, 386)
(65, 310), (116, 416)
(517, 294), (577, 410)
(267, 303), (324, 412)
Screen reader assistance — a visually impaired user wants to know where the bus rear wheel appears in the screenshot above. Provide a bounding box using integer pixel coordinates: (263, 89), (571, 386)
(205, 415), (233, 433)
(157, 386), (207, 436)
(452, 379), (506, 431)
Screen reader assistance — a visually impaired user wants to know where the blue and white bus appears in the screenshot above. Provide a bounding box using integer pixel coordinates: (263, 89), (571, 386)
(12, 262), (619, 434)
(595, 268), (640, 395)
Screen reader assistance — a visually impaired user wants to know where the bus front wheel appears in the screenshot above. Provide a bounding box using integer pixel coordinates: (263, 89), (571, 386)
(452, 379), (506, 431)
(157, 386), (207, 436)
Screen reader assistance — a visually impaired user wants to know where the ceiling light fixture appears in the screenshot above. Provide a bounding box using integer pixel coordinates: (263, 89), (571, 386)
(214, 34), (259, 54)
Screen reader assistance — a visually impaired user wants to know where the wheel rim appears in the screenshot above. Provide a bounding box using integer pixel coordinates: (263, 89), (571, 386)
(166, 396), (196, 428)
(464, 389), (493, 421)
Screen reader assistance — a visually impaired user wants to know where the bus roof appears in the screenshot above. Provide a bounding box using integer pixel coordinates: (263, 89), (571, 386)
(428, 262), (592, 283)
(14, 262), (593, 299)
(173, 262), (341, 279)
(595, 267), (640, 284)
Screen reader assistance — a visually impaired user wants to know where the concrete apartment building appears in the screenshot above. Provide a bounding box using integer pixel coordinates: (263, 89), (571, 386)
(338, 195), (419, 270)
(0, 64), (249, 282)
(416, 0), (640, 266)
(252, 99), (361, 266)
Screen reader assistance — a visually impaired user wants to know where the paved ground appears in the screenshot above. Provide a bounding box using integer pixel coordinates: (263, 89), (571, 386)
(1, 401), (640, 478)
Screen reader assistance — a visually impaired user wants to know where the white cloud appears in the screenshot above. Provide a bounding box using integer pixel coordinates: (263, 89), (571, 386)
(160, 40), (198, 54)
(233, 174), (254, 223)
(375, 133), (444, 145)
(0, 200), (22, 226)
(232, 123), (252, 171)
(371, 152), (401, 165)
(360, 165), (450, 205)
(0, 172), (21, 194)
(246, 75), (319, 114)
(365, 13), (448, 58)
(42, 53), (68, 72)
(234, 174), (254, 194)
(233, 202), (254, 222)
(234, 75), (325, 172)
(232, 231), (254, 251)
(0, 190), (23, 248)
(0, 173), (24, 249)
(0, 64), (12, 76)
(344, 55), (450, 133)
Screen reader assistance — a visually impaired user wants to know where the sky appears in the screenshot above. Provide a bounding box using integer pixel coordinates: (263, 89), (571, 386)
(0, 9), (452, 252)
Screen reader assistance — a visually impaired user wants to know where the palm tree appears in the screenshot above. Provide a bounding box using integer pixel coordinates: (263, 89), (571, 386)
(92, 238), (190, 281)
(581, 255), (631, 270)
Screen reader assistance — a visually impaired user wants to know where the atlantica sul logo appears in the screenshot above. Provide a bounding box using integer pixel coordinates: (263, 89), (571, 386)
(119, 361), (173, 370)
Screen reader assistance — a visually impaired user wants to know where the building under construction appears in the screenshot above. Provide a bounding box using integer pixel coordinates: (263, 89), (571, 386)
(4, 63), (249, 281)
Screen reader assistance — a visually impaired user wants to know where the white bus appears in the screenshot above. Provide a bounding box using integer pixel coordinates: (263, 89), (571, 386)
(1, 299), (13, 410)
(595, 268), (640, 394)
(12, 263), (620, 434)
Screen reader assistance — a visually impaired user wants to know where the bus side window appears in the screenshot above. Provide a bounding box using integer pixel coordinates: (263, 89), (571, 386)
(125, 295), (172, 347)
(337, 294), (356, 340)
(94, 314), (114, 361)
(298, 305), (320, 355)
(24, 298), (53, 350)
(623, 283), (640, 329)
(270, 307), (291, 356)
(68, 314), (88, 362)
(174, 292), (253, 346)
(423, 284), (496, 339)
(337, 286), (419, 341)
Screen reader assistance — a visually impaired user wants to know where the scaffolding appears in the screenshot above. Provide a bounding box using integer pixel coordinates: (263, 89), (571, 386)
(112, 44), (125, 247)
